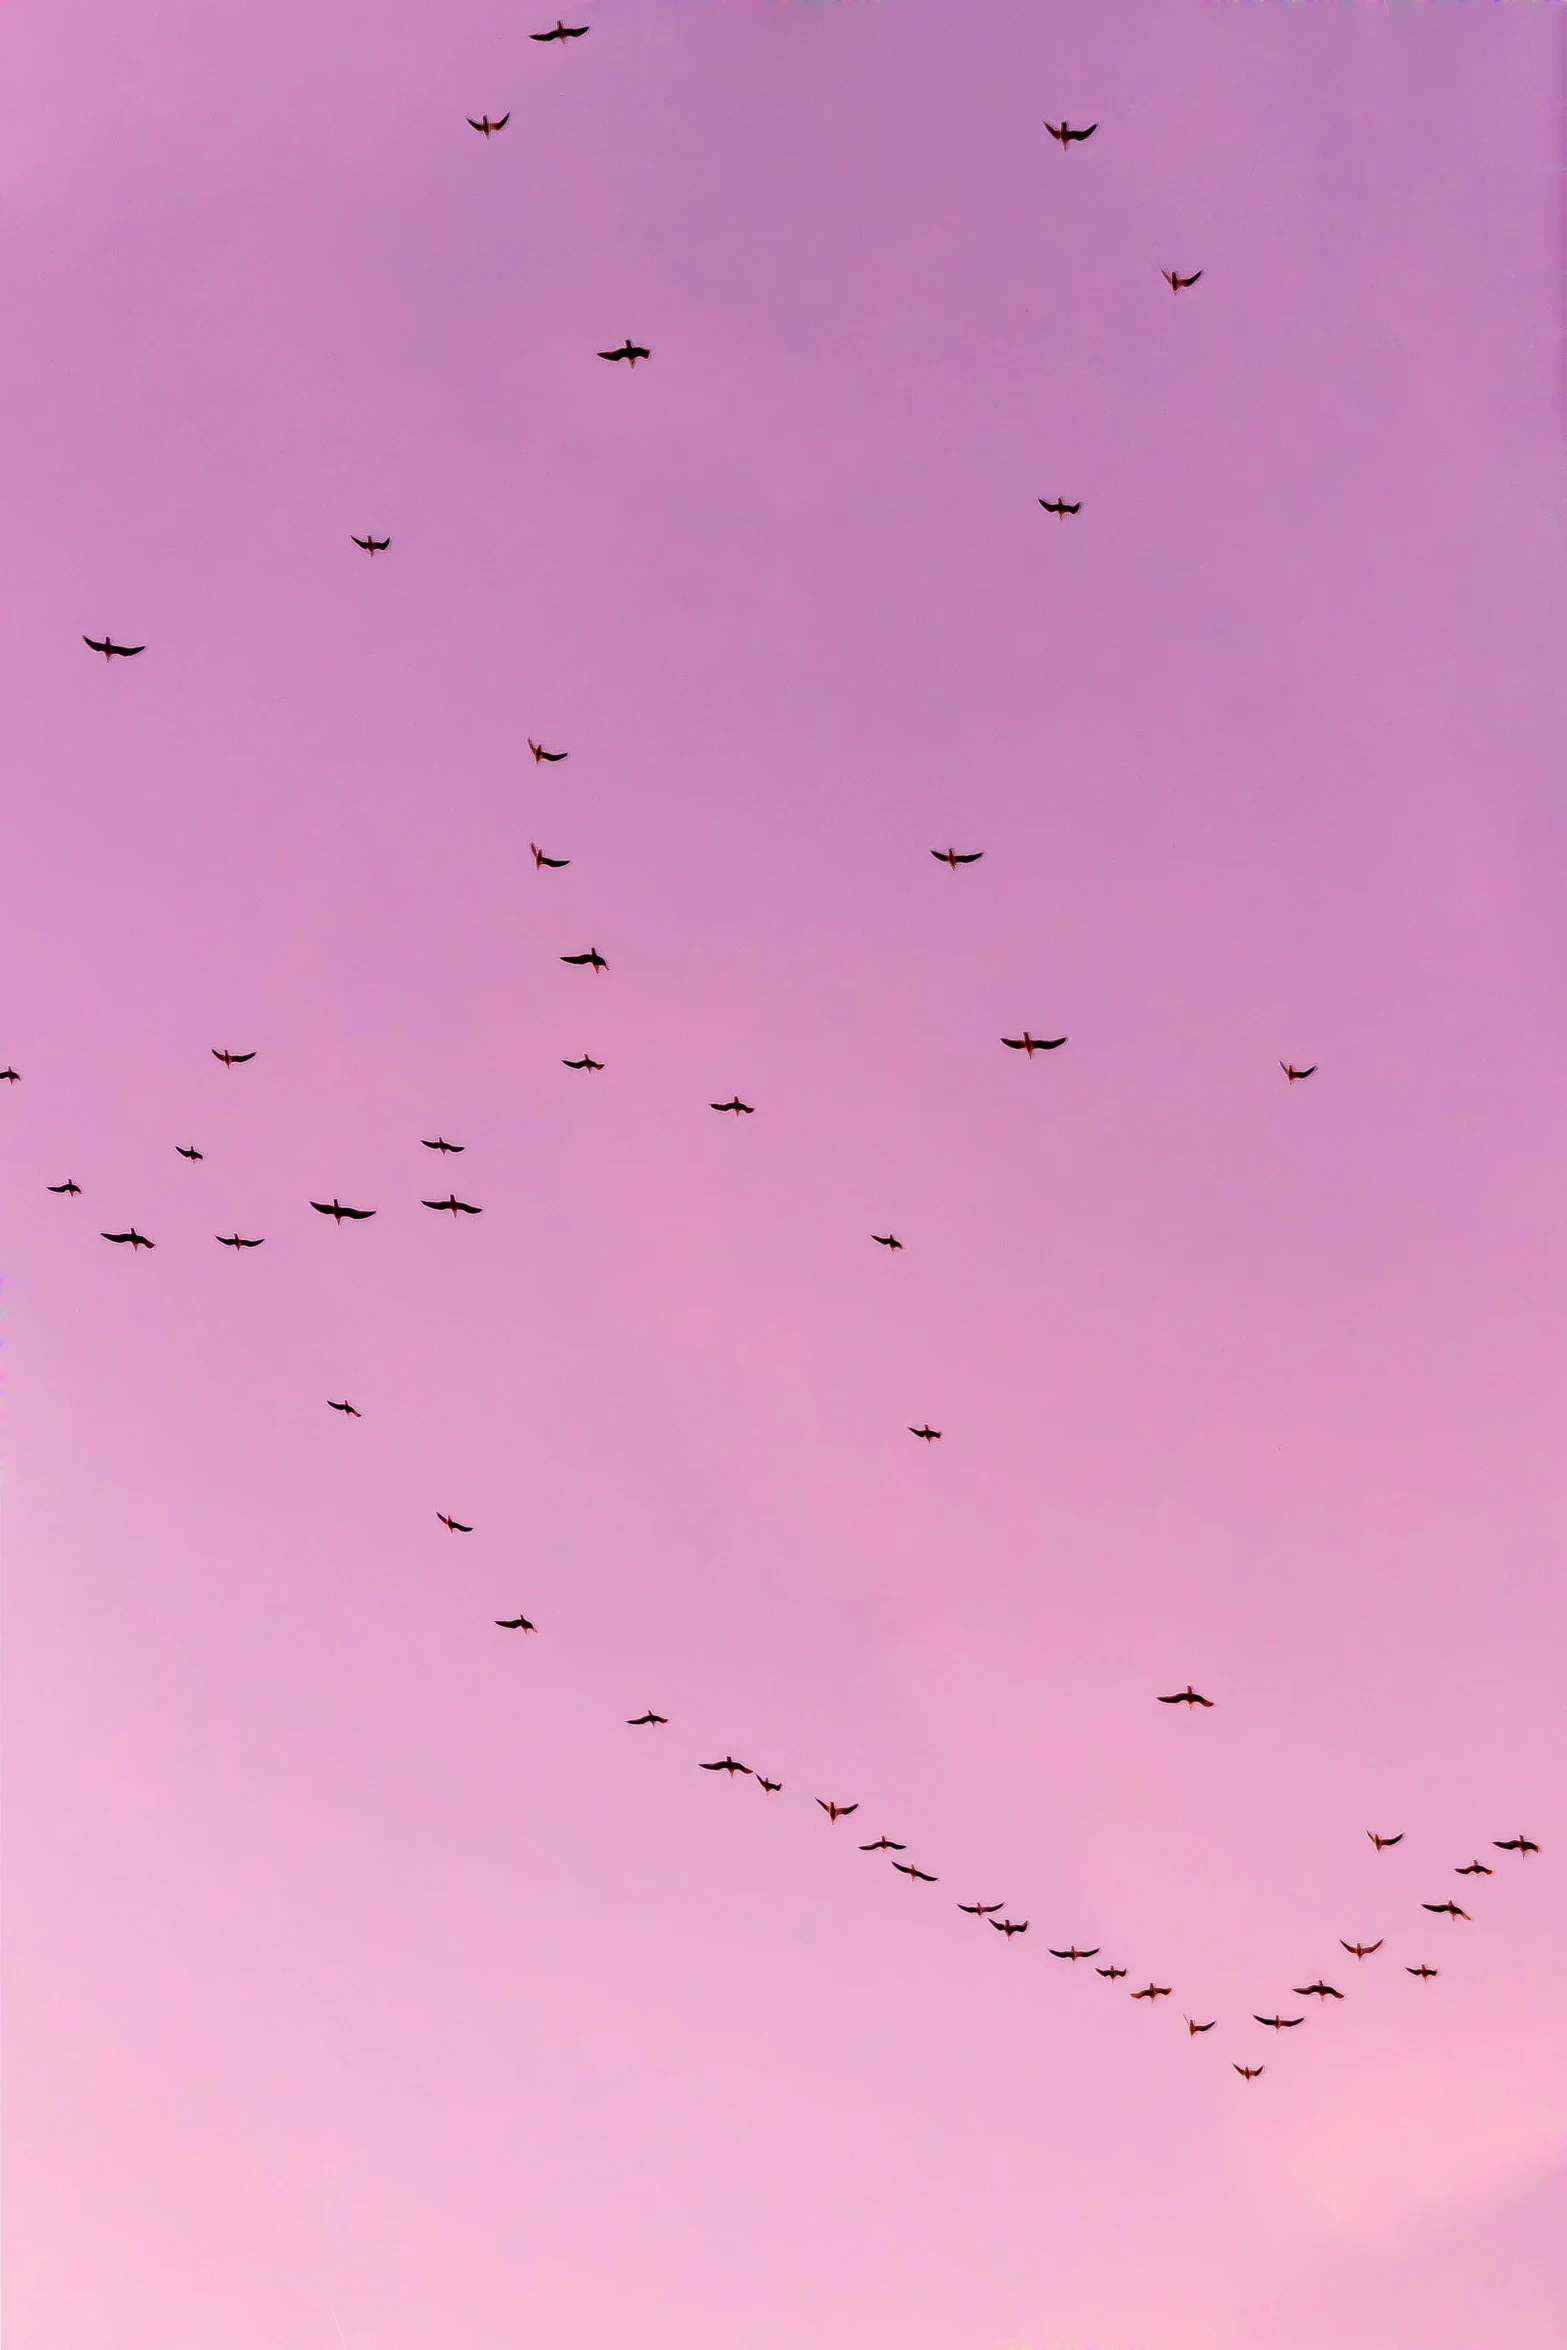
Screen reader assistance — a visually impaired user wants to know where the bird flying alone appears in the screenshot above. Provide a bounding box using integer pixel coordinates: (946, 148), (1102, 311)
(1002, 1032), (1067, 1055)
(423, 1195), (482, 1216)
(599, 339), (651, 366)
(561, 948), (607, 971)
(1044, 120), (1096, 144)
(1038, 498), (1081, 516)
(1281, 1062), (1317, 1082)
(529, 740), (568, 762)
(1340, 1940), (1383, 1959)
(531, 844), (570, 868)
(495, 1614), (537, 1631)
(84, 634), (143, 659)
(1131, 1984), (1172, 2001)
(533, 18), (589, 39)
(711, 1097), (754, 1115)
(212, 1049), (255, 1066)
(893, 1862), (938, 1883)
(436, 1513), (473, 1533)
(48, 1180), (82, 1195)
(1368, 1831), (1404, 1850)
(909, 1424), (941, 1442)
(328, 1399), (361, 1417)
(1159, 1686), (1213, 1708)
(351, 534), (390, 554)
(563, 1055), (604, 1072)
(216, 1233), (263, 1250)
(818, 1800), (859, 1823)
(311, 1199), (374, 1221)
(627, 1711), (668, 1726)
(932, 847), (983, 867)
(469, 113), (509, 135)
(1162, 269), (1202, 291)
(1494, 1836), (1540, 1855)
(102, 1228), (153, 1249)
(700, 1756), (751, 1776)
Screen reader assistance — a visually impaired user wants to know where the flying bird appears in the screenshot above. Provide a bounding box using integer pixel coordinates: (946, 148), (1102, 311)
(1407, 1964), (1438, 1979)
(1162, 268), (1203, 291)
(1340, 1940), (1383, 1959)
(531, 844), (570, 868)
(818, 1800), (859, 1823)
(529, 740), (568, 762)
(532, 18), (589, 39)
(563, 1055), (604, 1071)
(1096, 1965), (1127, 1979)
(216, 1233), (263, 1250)
(495, 1614), (537, 1631)
(958, 1901), (1004, 1917)
(422, 1138), (464, 1153)
(0, 1067), (19, 1082)
(328, 1399), (361, 1418)
(436, 1513), (473, 1533)
(1456, 1860), (1493, 1876)
(711, 1096), (754, 1115)
(1049, 1947), (1101, 1962)
(1494, 1836), (1540, 1855)
(351, 534), (390, 554)
(599, 339), (651, 366)
(1294, 1981), (1344, 2001)
(1186, 2018), (1216, 2034)
(756, 1776), (783, 1794)
(909, 1424), (942, 1441)
(627, 1711), (668, 1727)
(101, 1229), (153, 1249)
(932, 847), (983, 866)
(1131, 1984), (1172, 2001)
(423, 1194), (482, 1216)
(1234, 2064), (1264, 2080)
(1044, 120), (1097, 144)
(311, 1199), (374, 1221)
(561, 948), (608, 971)
(1254, 2014), (1304, 2030)
(47, 1180), (82, 1195)
(991, 1918), (1029, 1936)
(1281, 1062), (1317, 1081)
(84, 634), (143, 659)
(212, 1049), (255, 1066)
(1368, 1831), (1404, 1850)
(468, 113), (509, 135)
(1038, 498), (1081, 516)
(700, 1756), (751, 1776)
(1422, 1901), (1469, 1920)
(872, 1233), (903, 1250)
(860, 1837), (906, 1852)
(893, 1862), (938, 1883)
(176, 1145), (204, 1161)
(1158, 1686), (1214, 1708)
(1001, 1032), (1067, 1054)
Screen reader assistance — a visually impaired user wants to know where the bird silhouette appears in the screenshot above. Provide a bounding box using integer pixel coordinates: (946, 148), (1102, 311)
(531, 844), (570, 869)
(627, 1711), (668, 1727)
(1407, 1964), (1438, 1979)
(1494, 1836), (1540, 1855)
(1044, 120), (1096, 144)
(1001, 1032), (1067, 1055)
(529, 740), (568, 762)
(176, 1145), (204, 1161)
(83, 634), (143, 659)
(991, 1918), (1029, 1936)
(893, 1862), (938, 1882)
(436, 1513), (473, 1533)
(563, 1055), (604, 1071)
(1234, 2064), (1264, 2080)
(212, 1049), (256, 1066)
(216, 1233), (264, 1250)
(101, 1228), (153, 1250)
(423, 1195), (482, 1216)
(469, 113), (510, 135)
(599, 338), (651, 366)
(0, 1067), (19, 1082)
(700, 1756), (751, 1776)
(1254, 2014), (1304, 2030)
(711, 1096), (754, 1115)
(351, 534), (390, 554)
(1340, 1940), (1382, 1959)
(495, 1614), (537, 1631)
(872, 1233), (903, 1250)
(932, 847), (983, 866)
(311, 1199), (374, 1221)
(47, 1180), (81, 1195)
(1038, 498), (1081, 516)
(817, 1800), (859, 1823)
(860, 1837), (906, 1852)
(1281, 1062), (1317, 1081)
(909, 1424), (942, 1441)
(328, 1400), (361, 1418)
(561, 948), (608, 971)
(1294, 1981), (1344, 2000)
(532, 18), (589, 40)
(422, 1138), (464, 1153)
(1049, 1947), (1101, 1961)
(1162, 268), (1202, 291)
(1096, 1965), (1128, 1979)
(1186, 2018), (1216, 2034)
(958, 1901), (1004, 1917)
(1456, 1860), (1493, 1876)
(1131, 1983), (1172, 2001)
(756, 1776), (783, 1794)
(1368, 1831), (1404, 1850)
(1158, 1686), (1214, 1708)
(1422, 1901), (1469, 1920)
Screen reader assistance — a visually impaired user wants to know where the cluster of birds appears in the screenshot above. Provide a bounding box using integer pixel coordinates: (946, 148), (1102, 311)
(31, 38), (1543, 2094)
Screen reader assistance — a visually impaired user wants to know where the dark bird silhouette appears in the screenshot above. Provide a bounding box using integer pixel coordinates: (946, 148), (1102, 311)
(1234, 2064), (1265, 2080)
(328, 1399), (361, 1417)
(1038, 498), (1081, 516)
(1407, 1964), (1438, 1979)
(1001, 1032), (1067, 1055)
(1423, 1901), (1470, 1920)
(818, 1800), (859, 1823)
(0, 1067), (19, 1082)
(532, 18), (589, 39)
(860, 1837), (906, 1852)
(1281, 1062), (1317, 1082)
(1044, 120), (1096, 144)
(212, 1049), (256, 1066)
(84, 634), (143, 659)
(1132, 1983), (1172, 2001)
(311, 1199), (374, 1221)
(1456, 1860), (1493, 1876)
(422, 1138), (464, 1153)
(1295, 1981), (1344, 2001)
(1254, 2014), (1304, 2030)
(495, 1614), (537, 1631)
(958, 1901), (1004, 1917)
(909, 1424), (942, 1442)
(1163, 268), (1203, 291)
(756, 1775), (783, 1794)
(102, 1229), (153, 1249)
(529, 740), (568, 762)
(1368, 1831), (1404, 1850)
(893, 1862), (938, 1882)
(599, 338), (651, 366)
(991, 1917), (1029, 1936)
(1340, 1940), (1383, 1959)
(176, 1145), (204, 1161)
(627, 1711), (668, 1727)
(47, 1180), (82, 1195)
(932, 847), (984, 866)
(469, 113), (510, 135)
(423, 1194), (482, 1216)
(872, 1233), (903, 1250)
(1049, 1947), (1100, 1961)
(700, 1756), (751, 1776)
(531, 844), (570, 868)
(711, 1096), (754, 1115)
(562, 948), (608, 971)
(436, 1513), (473, 1533)
(563, 1055), (604, 1071)
(1096, 1965), (1128, 1979)
(1159, 1686), (1214, 1708)
(351, 534), (390, 554)
(1186, 2017), (1216, 2034)
(217, 1233), (263, 1250)
(1494, 1836), (1540, 1855)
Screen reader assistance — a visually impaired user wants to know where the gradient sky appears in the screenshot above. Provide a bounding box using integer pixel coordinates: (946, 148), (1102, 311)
(3, 5), (1565, 2348)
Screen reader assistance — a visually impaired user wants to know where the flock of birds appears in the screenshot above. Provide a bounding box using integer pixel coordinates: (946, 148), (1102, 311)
(31, 26), (1546, 2091)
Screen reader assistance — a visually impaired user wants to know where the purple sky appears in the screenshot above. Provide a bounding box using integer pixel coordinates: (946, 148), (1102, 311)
(4, 5), (1565, 2347)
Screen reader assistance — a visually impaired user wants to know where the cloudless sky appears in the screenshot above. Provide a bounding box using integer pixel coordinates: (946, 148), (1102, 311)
(3, 5), (1564, 2348)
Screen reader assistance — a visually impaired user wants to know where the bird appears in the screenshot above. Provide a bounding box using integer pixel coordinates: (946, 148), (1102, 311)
(468, 113), (510, 135)
(1162, 268), (1203, 291)
(176, 1145), (204, 1161)
(1049, 1947), (1101, 1961)
(528, 740), (568, 762)
(1158, 1686), (1214, 1708)
(958, 1901), (1004, 1918)
(212, 1049), (255, 1066)
(1422, 1901), (1469, 1920)
(423, 1194), (482, 1216)
(216, 1233), (264, 1250)
(860, 1837), (906, 1852)
(83, 634), (143, 659)
(495, 1613), (537, 1631)
(1186, 2018), (1216, 2035)
(1001, 1032), (1067, 1055)
(599, 339), (651, 366)
(532, 18), (589, 39)
(872, 1233), (903, 1250)
(932, 847), (983, 867)
(1294, 1981), (1344, 2001)
(327, 1399), (361, 1418)
(0, 1067), (19, 1082)
(893, 1862), (938, 1883)
(561, 948), (608, 971)
(1494, 1836), (1540, 1855)
(1044, 120), (1096, 144)
(531, 844), (570, 869)
(1096, 1965), (1128, 1979)
(47, 1180), (82, 1196)
(422, 1138), (464, 1153)
(1368, 1831), (1404, 1850)
(627, 1711), (668, 1727)
(756, 1776), (783, 1794)
(700, 1756), (751, 1776)
(711, 1096), (754, 1115)
(1407, 1964), (1439, 1979)
(1234, 2064), (1265, 2080)
(1038, 498), (1081, 516)
(563, 1055), (604, 1072)
(1456, 1860), (1494, 1876)
(991, 1918), (1028, 1936)
(101, 1228), (153, 1249)
(436, 1513), (473, 1533)
(311, 1199), (375, 1222)
(1281, 1062), (1317, 1081)
(818, 1800), (859, 1823)
(1254, 2014), (1304, 2030)
(1131, 1983), (1172, 2001)
(351, 534), (390, 554)
(909, 1424), (942, 1441)
(1340, 1940), (1383, 1959)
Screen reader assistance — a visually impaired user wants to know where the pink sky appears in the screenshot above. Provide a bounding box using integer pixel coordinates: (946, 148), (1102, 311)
(3, 4), (1565, 2347)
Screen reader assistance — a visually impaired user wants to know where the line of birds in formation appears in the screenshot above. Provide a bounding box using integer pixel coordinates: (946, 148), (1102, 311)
(38, 43), (1540, 2092)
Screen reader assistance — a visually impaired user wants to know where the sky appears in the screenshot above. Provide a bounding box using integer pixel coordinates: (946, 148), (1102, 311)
(2, 4), (1565, 2347)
